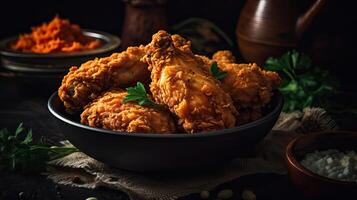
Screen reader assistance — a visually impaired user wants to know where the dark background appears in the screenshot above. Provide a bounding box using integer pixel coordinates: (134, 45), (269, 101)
(0, 0), (356, 91)
(0, 1), (356, 199)
(0, 0), (244, 39)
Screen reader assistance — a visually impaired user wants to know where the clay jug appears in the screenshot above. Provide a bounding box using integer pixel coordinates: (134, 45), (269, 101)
(236, 0), (326, 65)
(121, 0), (168, 49)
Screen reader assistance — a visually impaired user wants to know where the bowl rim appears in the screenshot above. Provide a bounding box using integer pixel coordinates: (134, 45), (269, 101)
(286, 131), (357, 186)
(48, 90), (283, 138)
(0, 29), (120, 58)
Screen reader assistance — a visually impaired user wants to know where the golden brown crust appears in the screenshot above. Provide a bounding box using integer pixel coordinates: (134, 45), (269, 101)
(171, 34), (192, 52)
(144, 30), (237, 133)
(80, 90), (176, 133)
(212, 50), (236, 64)
(58, 46), (150, 112)
(212, 50), (282, 108)
(212, 50), (281, 124)
(58, 32), (281, 134)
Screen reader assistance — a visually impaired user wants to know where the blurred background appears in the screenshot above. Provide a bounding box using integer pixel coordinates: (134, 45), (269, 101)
(0, 0), (356, 92)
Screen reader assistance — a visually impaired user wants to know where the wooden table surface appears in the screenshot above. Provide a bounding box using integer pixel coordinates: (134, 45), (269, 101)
(0, 69), (356, 200)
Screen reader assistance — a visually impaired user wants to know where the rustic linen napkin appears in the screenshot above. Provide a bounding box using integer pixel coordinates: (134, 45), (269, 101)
(47, 108), (338, 200)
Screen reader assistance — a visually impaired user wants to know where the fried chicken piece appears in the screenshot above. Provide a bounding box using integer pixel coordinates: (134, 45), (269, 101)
(211, 51), (281, 124)
(212, 50), (237, 63)
(81, 90), (176, 133)
(58, 46), (150, 113)
(171, 34), (215, 73)
(194, 50), (280, 124)
(212, 50), (281, 108)
(171, 34), (192, 53)
(144, 31), (237, 133)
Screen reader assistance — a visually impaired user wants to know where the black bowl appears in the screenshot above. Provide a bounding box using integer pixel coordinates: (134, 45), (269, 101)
(48, 91), (283, 172)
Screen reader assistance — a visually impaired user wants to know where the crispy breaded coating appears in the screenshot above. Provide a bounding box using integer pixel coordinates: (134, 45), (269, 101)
(212, 50), (237, 63)
(58, 46), (150, 112)
(144, 30), (237, 133)
(194, 50), (281, 124)
(212, 50), (281, 108)
(80, 90), (176, 133)
(171, 34), (192, 52)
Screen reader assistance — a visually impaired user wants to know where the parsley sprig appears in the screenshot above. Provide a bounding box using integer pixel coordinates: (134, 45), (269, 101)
(0, 123), (78, 173)
(123, 82), (159, 108)
(265, 50), (338, 112)
(210, 61), (227, 80)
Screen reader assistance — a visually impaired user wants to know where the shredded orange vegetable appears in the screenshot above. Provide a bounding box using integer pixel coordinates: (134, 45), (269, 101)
(11, 16), (102, 53)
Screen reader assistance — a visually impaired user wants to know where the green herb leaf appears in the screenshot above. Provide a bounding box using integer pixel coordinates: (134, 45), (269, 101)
(0, 124), (78, 173)
(210, 61), (228, 80)
(15, 123), (23, 137)
(265, 50), (338, 112)
(21, 129), (32, 145)
(123, 82), (160, 108)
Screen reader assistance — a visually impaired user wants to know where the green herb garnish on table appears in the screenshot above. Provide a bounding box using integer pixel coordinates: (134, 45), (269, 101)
(0, 123), (78, 173)
(123, 82), (160, 108)
(210, 61), (227, 80)
(265, 50), (338, 112)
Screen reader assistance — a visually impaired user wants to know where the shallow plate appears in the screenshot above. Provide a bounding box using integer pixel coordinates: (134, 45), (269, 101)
(0, 30), (120, 73)
(48, 91), (283, 172)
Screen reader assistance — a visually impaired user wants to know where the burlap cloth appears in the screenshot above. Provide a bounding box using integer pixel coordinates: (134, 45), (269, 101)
(46, 108), (338, 200)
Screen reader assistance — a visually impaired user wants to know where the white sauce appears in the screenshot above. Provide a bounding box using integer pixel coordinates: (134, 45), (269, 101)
(301, 149), (357, 182)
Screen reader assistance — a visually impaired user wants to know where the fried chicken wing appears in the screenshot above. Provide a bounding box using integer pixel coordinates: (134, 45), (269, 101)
(81, 90), (176, 133)
(58, 46), (150, 112)
(212, 50), (281, 108)
(144, 31), (237, 133)
(194, 50), (281, 124)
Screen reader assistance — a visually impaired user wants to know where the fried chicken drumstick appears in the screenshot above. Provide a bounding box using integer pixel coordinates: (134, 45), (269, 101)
(144, 31), (237, 133)
(58, 46), (150, 112)
(81, 90), (176, 133)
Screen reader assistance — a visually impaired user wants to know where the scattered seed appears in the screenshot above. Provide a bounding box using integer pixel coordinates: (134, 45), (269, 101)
(200, 190), (210, 199)
(242, 190), (256, 200)
(86, 197), (98, 200)
(217, 189), (233, 199)
(18, 192), (25, 200)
